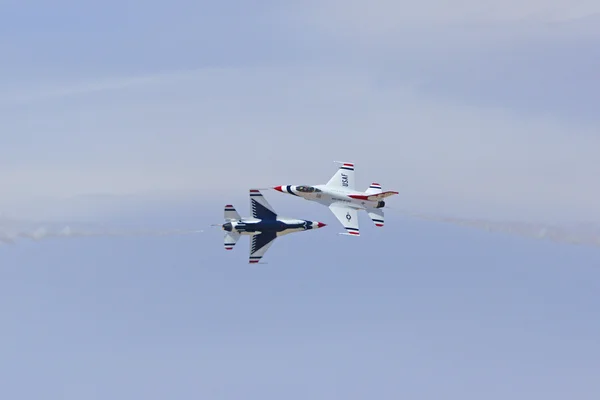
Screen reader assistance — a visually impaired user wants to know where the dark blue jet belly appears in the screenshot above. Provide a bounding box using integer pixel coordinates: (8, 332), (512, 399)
(235, 219), (307, 233)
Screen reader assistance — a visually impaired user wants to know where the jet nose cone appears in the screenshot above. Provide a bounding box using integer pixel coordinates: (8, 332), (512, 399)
(273, 185), (283, 192)
(316, 222), (327, 228)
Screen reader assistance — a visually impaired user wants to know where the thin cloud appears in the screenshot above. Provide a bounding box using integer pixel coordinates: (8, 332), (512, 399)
(0, 67), (218, 106)
(0, 218), (203, 245)
(401, 210), (600, 249)
(1, 64), (599, 222)
(2, 4), (599, 224)
(295, 0), (600, 32)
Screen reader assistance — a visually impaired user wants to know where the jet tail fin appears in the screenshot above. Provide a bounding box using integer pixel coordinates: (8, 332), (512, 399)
(326, 162), (355, 189)
(224, 204), (241, 221)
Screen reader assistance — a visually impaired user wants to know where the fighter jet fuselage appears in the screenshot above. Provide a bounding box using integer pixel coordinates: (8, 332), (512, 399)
(222, 218), (324, 235)
(274, 184), (387, 210)
(273, 162), (398, 236)
(221, 189), (326, 263)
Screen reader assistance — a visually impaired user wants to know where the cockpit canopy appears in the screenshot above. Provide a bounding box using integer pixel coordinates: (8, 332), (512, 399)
(296, 185), (321, 193)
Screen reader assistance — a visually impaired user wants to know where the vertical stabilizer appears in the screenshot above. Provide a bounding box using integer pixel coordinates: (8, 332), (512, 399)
(365, 182), (383, 195)
(326, 162), (355, 189)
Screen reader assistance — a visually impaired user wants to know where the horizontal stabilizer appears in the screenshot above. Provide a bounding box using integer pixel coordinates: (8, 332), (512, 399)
(224, 231), (240, 250)
(367, 208), (385, 227)
(365, 183), (383, 195)
(224, 204), (241, 221)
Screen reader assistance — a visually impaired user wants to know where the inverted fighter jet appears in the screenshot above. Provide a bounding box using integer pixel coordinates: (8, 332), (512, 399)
(221, 189), (326, 263)
(273, 161), (398, 236)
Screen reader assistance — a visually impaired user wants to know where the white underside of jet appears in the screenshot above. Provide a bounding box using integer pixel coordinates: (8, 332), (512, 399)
(273, 161), (398, 236)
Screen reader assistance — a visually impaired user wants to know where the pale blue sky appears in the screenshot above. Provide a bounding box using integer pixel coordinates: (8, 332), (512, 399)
(1, 1), (600, 221)
(1, 1), (600, 399)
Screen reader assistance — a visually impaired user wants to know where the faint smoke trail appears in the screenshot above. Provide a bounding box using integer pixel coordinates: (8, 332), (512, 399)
(400, 210), (600, 248)
(0, 225), (203, 245)
(0, 235), (15, 245)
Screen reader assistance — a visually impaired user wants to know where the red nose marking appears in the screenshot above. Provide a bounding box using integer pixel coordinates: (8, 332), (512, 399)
(273, 186), (283, 192)
(317, 222), (326, 228)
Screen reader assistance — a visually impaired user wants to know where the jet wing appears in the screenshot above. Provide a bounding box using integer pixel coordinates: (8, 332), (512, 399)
(249, 189), (277, 220)
(249, 232), (277, 263)
(328, 203), (360, 236)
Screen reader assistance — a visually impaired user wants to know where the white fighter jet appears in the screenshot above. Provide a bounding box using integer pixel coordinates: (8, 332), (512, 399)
(220, 189), (326, 263)
(273, 162), (398, 236)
